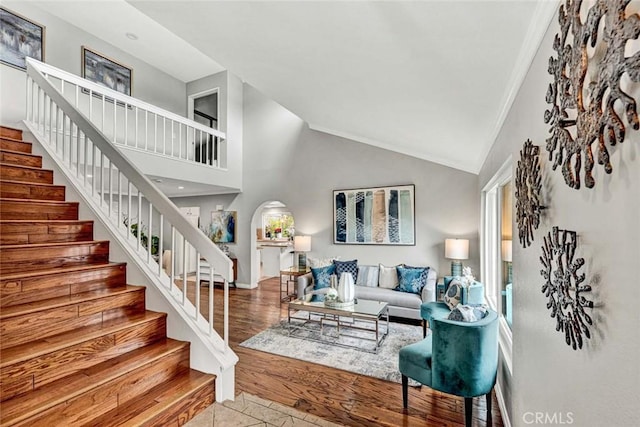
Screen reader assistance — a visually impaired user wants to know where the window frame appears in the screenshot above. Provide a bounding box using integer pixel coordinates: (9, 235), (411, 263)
(480, 156), (513, 374)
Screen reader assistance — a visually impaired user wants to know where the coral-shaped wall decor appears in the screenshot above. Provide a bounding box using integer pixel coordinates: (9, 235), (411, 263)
(516, 139), (543, 248)
(544, 0), (640, 189)
(540, 226), (594, 350)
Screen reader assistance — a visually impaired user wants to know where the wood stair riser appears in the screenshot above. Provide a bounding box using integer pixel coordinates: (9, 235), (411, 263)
(0, 138), (31, 154)
(15, 345), (191, 427)
(0, 151), (42, 168)
(0, 164), (53, 185)
(0, 128), (23, 141)
(146, 381), (215, 427)
(0, 220), (93, 246)
(1, 264), (125, 308)
(0, 200), (78, 220)
(0, 241), (109, 275)
(0, 181), (65, 201)
(0, 315), (167, 402)
(0, 288), (146, 349)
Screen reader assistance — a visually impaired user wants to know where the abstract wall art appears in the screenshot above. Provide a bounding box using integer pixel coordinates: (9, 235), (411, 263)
(540, 226), (594, 350)
(334, 184), (415, 245)
(82, 46), (132, 96)
(516, 139), (544, 248)
(544, 0), (640, 190)
(209, 211), (236, 243)
(0, 7), (45, 70)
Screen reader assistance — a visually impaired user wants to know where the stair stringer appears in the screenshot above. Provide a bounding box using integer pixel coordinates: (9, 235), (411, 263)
(24, 123), (239, 402)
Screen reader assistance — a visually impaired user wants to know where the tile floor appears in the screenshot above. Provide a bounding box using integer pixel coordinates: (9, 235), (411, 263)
(185, 392), (343, 427)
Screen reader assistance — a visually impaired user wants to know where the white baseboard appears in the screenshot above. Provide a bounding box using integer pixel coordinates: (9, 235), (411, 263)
(495, 381), (511, 427)
(234, 282), (256, 289)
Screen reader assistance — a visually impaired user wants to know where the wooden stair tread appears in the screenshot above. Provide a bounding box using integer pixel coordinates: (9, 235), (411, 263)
(0, 285), (144, 320)
(0, 310), (166, 368)
(0, 239), (108, 250)
(89, 369), (215, 427)
(0, 179), (63, 188)
(0, 197), (78, 205)
(0, 148), (39, 157)
(0, 338), (187, 425)
(0, 136), (26, 144)
(0, 261), (121, 281)
(0, 163), (51, 173)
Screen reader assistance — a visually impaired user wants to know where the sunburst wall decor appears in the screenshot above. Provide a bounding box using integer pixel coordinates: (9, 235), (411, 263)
(516, 139), (543, 248)
(540, 226), (594, 350)
(544, 0), (640, 189)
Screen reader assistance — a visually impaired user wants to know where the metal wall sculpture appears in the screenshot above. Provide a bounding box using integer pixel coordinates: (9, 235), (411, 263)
(540, 226), (594, 350)
(544, 0), (640, 189)
(516, 139), (543, 248)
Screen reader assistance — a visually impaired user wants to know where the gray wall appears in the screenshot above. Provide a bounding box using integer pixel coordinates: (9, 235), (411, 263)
(479, 4), (640, 426)
(176, 84), (480, 286)
(0, 2), (186, 127)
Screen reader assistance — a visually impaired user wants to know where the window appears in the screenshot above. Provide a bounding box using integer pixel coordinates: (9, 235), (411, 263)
(481, 157), (513, 371)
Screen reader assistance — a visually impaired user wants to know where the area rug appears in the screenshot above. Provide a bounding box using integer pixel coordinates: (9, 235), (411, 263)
(239, 315), (425, 385)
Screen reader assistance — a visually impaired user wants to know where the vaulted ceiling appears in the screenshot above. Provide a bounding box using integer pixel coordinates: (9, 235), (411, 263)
(33, 0), (559, 174)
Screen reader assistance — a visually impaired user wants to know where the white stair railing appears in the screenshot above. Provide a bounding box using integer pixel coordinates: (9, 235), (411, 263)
(23, 58), (236, 370)
(27, 60), (226, 169)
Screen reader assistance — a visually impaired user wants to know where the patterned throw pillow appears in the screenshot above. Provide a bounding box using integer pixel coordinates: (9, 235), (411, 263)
(444, 278), (464, 310)
(394, 266), (429, 294)
(378, 263), (401, 289)
(448, 304), (490, 322)
(333, 259), (358, 283)
(356, 265), (379, 287)
(310, 264), (336, 302)
(308, 256), (339, 268)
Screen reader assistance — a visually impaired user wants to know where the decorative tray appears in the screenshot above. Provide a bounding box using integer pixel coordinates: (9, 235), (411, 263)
(324, 300), (355, 308)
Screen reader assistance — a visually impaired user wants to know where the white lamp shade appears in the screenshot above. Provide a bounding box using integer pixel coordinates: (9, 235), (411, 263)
(294, 235), (311, 252)
(445, 238), (469, 260)
(502, 240), (513, 262)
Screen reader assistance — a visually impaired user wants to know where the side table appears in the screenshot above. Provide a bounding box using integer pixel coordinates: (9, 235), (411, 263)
(279, 267), (310, 302)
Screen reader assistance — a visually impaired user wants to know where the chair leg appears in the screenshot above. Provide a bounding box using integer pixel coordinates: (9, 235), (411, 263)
(402, 375), (408, 409)
(486, 390), (493, 425)
(464, 397), (473, 427)
(422, 320), (427, 338)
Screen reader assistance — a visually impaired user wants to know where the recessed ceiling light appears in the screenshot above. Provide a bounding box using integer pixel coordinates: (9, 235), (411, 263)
(126, 32), (138, 41)
(152, 178), (163, 183)
(178, 186), (185, 190)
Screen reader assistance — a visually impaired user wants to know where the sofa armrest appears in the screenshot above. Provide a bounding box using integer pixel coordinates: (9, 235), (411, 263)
(421, 268), (437, 302)
(297, 273), (313, 299)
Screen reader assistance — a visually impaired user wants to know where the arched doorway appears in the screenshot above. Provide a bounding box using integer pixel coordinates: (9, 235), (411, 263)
(249, 200), (295, 287)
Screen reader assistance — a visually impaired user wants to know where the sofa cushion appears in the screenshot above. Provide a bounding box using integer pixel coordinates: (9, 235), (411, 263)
(395, 266), (429, 294)
(378, 263), (400, 289)
(308, 256), (339, 268)
(310, 264), (335, 302)
(356, 286), (422, 309)
(333, 259), (358, 282)
(356, 265), (379, 287)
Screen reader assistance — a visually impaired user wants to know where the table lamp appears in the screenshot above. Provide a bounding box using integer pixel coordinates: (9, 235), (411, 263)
(502, 239), (513, 283)
(294, 235), (311, 270)
(445, 238), (469, 277)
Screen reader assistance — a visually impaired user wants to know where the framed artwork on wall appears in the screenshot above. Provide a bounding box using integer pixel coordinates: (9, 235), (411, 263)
(210, 211), (237, 243)
(0, 7), (45, 70)
(334, 184), (415, 245)
(81, 46), (132, 96)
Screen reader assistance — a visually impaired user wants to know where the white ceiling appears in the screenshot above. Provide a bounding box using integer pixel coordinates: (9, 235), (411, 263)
(33, 0), (559, 174)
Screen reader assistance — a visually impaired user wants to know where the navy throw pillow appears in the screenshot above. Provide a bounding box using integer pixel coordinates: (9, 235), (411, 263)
(333, 259), (358, 283)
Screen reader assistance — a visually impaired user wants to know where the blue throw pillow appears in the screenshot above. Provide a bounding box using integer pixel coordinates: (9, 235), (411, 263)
(394, 266), (428, 294)
(310, 264), (336, 302)
(333, 259), (358, 283)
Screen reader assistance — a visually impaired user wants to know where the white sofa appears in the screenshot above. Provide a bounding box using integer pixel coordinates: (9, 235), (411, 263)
(296, 266), (437, 320)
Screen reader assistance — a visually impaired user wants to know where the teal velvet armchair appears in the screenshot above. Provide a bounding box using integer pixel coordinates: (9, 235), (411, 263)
(421, 278), (485, 337)
(399, 310), (499, 427)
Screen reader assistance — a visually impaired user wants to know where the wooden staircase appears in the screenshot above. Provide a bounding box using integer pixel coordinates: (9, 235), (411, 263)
(0, 126), (215, 426)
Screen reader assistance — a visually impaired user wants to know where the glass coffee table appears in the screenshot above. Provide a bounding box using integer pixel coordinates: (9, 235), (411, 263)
(287, 298), (389, 353)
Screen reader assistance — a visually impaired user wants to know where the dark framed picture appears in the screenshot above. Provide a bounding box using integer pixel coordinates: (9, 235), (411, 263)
(334, 184), (415, 245)
(81, 46), (132, 96)
(0, 7), (45, 70)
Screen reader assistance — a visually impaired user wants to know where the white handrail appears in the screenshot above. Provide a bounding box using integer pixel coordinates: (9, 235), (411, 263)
(31, 60), (226, 168)
(24, 58), (234, 355)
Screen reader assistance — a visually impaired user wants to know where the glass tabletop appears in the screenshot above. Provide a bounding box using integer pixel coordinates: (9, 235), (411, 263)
(288, 298), (388, 317)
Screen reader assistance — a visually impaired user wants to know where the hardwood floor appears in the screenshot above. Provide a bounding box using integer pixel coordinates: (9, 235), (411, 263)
(199, 277), (504, 427)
